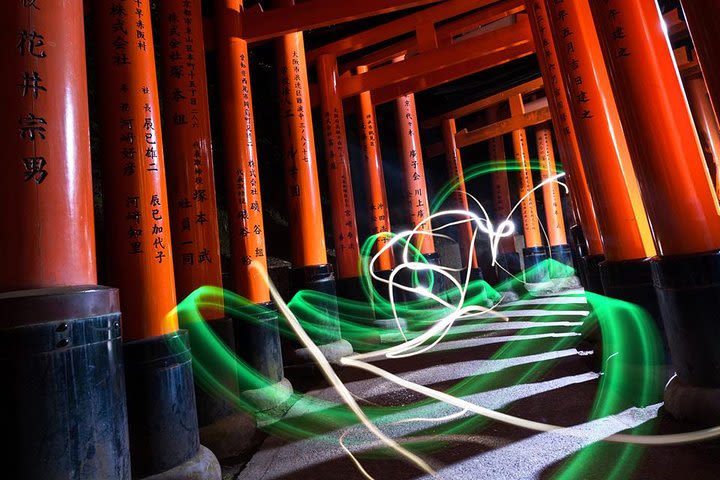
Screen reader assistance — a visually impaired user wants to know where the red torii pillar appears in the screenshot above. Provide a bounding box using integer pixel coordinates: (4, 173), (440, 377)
(510, 94), (549, 284)
(442, 118), (484, 280)
(545, 0), (658, 316)
(158, 0), (231, 448)
(316, 54), (364, 303)
(526, 0), (605, 292)
(0, 1), (129, 478)
(273, 0), (352, 358)
(215, 0), (290, 400)
(357, 66), (395, 273)
(591, 0), (720, 423)
(535, 125), (574, 278)
(487, 109), (522, 282)
(685, 76), (720, 197)
(94, 0), (219, 477)
(394, 92), (443, 295)
(681, 1), (720, 128)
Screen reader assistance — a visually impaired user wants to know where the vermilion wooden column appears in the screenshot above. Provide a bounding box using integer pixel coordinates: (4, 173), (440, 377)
(274, 20), (327, 270)
(95, 1), (216, 478)
(273, 0), (350, 354)
(509, 95), (543, 250)
(526, 0), (603, 261)
(591, 0), (720, 411)
(442, 118), (481, 276)
(216, 0), (271, 305)
(591, 0), (720, 257)
(681, 1), (720, 127)
(509, 95), (548, 283)
(316, 54), (361, 282)
(96, 0), (177, 341)
(544, 0), (655, 263)
(0, 3), (130, 478)
(158, 0), (223, 312)
(685, 76), (720, 197)
(394, 92), (436, 256)
(357, 65), (394, 272)
(1, 0), (96, 291)
(535, 125), (567, 246)
(487, 113), (522, 282)
(487, 108), (516, 257)
(213, 0), (288, 412)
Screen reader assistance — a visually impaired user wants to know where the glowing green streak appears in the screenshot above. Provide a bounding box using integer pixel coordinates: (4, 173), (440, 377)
(169, 162), (667, 476)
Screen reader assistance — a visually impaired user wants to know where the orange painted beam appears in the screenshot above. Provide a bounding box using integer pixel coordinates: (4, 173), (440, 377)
(545, 0), (655, 262)
(591, 0), (720, 256)
(1, 0), (97, 291)
(357, 66), (395, 271)
(242, 0), (442, 44)
(395, 93), (435, 254)
(307, 0), (498, 62)
(317, 55), (361, 279)
(342, 0), (525, 72)
(340, 18), (532, 100)
(370, 41), (534, 106)
(525, 0), (603, 256)
(95, 0), (178, 340)
(215, 0), (272, 303)
(159, 0), (224, 312)
(456, 106), (551, 149)
(422, 77), (544, 129)
(442, 119), (479, 268)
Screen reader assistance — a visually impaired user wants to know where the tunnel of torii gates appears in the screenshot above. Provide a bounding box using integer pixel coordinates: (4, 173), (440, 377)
(3, 0), (720, 478)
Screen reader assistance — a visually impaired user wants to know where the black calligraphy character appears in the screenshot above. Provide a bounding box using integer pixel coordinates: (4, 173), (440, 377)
(17, 30), (47, 58)
(19, 113), (47, 141)
(152, 209), (162, 221)
(18, 72), (46, 99)
(150, 194), (161, 206)
(22, 156), (48, 184)
(196, 212), (208, 224)
(198, 248), (211, 263)
(192, 189), (207, 202)
(23, 0), (40, 9)
(182, 253), (194, 265)
(155, 251), (166, 263)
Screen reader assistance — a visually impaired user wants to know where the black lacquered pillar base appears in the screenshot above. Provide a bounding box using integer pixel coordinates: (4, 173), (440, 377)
(549, 244), (575, 278)
(232, 301), (292, 412)
(523, 246), (550, 284)
(600, 257), (662, 323)
(495, 251), (522, 283)
(581, 254), (605, 293)
(652, 252), (720, 424)
(190, 316), (238, 427)
(289, 264), (353, 362)
(123, 330), (220, 479)
(0, 286), (130, 480)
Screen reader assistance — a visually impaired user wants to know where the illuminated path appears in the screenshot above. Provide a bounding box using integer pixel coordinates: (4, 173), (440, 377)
(236, 289), (652, 480)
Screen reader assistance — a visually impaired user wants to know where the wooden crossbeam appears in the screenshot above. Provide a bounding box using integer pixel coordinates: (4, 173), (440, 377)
(240, 0), (442, 43)
(421, 76), (544, 128)
(338, 17), (531, 99)
(341, 0), (525, 72)
(456, 106), (550, 148)
(306, 0), (496, 62)
(371, 42), (533, 104)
